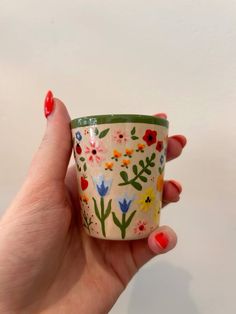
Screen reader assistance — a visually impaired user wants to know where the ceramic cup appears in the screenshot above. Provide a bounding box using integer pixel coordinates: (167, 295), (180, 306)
(71, 114), (169, 240)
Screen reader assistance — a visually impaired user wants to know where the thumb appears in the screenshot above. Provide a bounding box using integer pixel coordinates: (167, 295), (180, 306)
(28, 91), (72, 183)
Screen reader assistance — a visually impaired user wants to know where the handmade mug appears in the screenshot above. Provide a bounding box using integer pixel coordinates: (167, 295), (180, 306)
(71, 114), (169, 240)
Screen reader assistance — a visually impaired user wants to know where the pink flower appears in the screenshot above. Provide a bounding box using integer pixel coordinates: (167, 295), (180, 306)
(113, 130), (128, 144)
(85, 140), (105, 165)
(134, 220), (148, 235)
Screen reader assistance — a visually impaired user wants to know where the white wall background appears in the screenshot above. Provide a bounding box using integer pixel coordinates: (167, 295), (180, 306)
(0, 1), (236, 313)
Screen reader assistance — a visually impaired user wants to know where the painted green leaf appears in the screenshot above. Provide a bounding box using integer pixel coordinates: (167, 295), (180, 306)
(151, 152), (156, 160)
(99, 128), (110, 139)
(120, 171), (129, 182)
(144, 168), (151, 175)
(139, 175), (147, 182)
(94, 127), (99, 136)
(92, 197), (101, 220)
(80, 157), (85, 162)
(132, 165), (138, 175)
(149, 162), (155, 167)
(104, 199), (112, 219)
(139, 160), (145, 168)
(131, 127), (136, 135)
(131, 181), (142, 191)
(146, 157), (150, 163)
(83, 163), (87, 172)
(112, 212), (122, 228)
(125, 210), (137, 228)
(131, 135), (139, 140)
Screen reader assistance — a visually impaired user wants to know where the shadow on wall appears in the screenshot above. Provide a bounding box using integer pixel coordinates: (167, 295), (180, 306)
(128, 261), (199, 314)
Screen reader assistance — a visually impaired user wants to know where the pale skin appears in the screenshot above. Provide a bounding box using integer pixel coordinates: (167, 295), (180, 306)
(0, 99), (186, 314)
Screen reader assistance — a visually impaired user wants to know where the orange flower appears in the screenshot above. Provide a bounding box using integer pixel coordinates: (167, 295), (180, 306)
(105, 162), (114, 171)
(113, 150), (122, 158)
(121, 159), (131, 168)
(156, 174), (164, 192)
(80, 194), (89, 204)
(137, 143), (145, 151)
(125, 148), (134, 157)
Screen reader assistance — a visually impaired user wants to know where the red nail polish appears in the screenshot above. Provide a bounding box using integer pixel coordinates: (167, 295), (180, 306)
(172, 135), (187, 148)
(44, 90), (54, 118)
(169, 180), (182, 194)
(155, 232), (169, 249)
(154, 113), (168, 119)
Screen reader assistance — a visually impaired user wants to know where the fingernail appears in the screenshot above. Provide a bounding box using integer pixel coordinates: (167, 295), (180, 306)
(155, 113), (168, 119)
(44, 90), (54, 118)
(155, 232), (169, 249)
(169, 180), (182, 194)
(172, 135), (187, 148)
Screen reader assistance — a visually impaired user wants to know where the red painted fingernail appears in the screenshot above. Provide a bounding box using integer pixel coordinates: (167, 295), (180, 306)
(172, 135), (187, 148)
(155, 232), (169, 249)
(44, 90), (54, 118)
(169, 180), (182, 194)
(155, 113), (168, 119)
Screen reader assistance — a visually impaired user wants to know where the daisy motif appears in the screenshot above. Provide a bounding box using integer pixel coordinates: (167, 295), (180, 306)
(85, 140), (105, 165)
(113, 130), (128, 144)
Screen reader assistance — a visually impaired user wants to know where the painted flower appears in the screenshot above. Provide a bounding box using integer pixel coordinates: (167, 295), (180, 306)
(93, 175), (112, 197)
(142, 129), (157, 146)
(76, 131), (82, 141)
(105, 162), (114, 171)
(113, 130), (128, 144)
(118, 196), (134, 213)
(156, 141), (163, 152)
(156, 174), (164, 192)
(124, 148), (134, 158)
(136, 143), (145, 152)
(84, 129), (89, 135)
(121, 159), (131, 168)
(138, 187), (156, 212)
(112, 149), (122, 161)
(80, 193), (89, 204)
(134, 220), (148, 235)
(85, 140), (105, 164)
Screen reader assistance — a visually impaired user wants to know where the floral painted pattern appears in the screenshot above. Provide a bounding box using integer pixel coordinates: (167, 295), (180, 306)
(113, 130), (128, 144)
(72, 121), (168, 240)
(138, 187), (156, 212)
(143, 129), (157, 146)
(134, 220), (148, 235)
(85, 140), (105, 165)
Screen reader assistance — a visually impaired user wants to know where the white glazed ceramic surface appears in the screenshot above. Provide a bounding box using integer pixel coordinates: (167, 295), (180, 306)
(71, 116), (168, 240)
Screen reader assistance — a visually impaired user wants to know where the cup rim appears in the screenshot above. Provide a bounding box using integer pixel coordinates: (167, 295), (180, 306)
(71, 114), (169, 129)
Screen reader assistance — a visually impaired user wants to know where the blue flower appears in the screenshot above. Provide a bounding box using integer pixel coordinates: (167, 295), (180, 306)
(76, 131), (82, 141)
(160, 155), (164, 165)
(118, 195), (134, 213)
(93, 175), (112, 197)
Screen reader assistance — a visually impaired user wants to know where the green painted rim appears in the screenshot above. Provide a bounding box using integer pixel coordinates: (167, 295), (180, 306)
(71, 114), (169, 129)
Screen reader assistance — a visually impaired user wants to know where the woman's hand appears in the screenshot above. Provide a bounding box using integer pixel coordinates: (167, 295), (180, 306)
(0, 95), (186, 314)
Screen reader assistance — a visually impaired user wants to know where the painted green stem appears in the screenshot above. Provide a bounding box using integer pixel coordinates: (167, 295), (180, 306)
(121, 213), (126, 239)
(92, 197), (112, 238)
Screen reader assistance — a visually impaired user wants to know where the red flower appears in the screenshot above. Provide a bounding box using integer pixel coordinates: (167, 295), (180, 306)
(156, 141), (163, 152)
(142, 129), (157, 146)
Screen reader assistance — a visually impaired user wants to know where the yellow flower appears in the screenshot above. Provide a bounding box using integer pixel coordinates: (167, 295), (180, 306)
(125, 148), (134, 156)
(105, 162), (114, 171)
(156, 174), (164, 192)
(138, 187), (156, 212)
(113, 150), (122, 158)
(153, 200), (162, 223)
